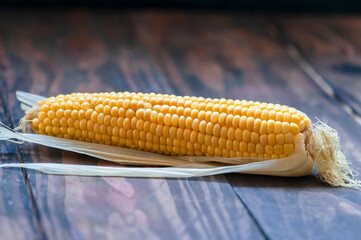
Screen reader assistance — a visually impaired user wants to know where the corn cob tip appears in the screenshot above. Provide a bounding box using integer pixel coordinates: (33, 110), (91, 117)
(15, 105), (40, 132)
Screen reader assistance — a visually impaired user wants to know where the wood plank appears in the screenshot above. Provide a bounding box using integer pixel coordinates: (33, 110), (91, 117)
(0, 10), (264, 239)
(128, 12), (361, 239)
(0, 89), (42, 238)
(274, 15), (361, 117)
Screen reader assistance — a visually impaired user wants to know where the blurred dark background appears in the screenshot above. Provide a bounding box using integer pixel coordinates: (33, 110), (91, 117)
(1, 0), (361, 12)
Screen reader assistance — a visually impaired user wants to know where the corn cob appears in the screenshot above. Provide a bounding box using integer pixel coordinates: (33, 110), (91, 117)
(25, 92), (313, 160)
(0, 91), (359, 189)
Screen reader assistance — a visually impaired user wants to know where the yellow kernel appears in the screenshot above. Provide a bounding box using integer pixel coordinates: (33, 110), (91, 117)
(47, 110), (56, 119)
(243, 130), (251, 142)
(56, 109), (64, 119)
(211, 136), (219, 147)
(215, 147), (222, 157)
(268, 134), (276, 145)
(260, 134), (268, 145)
(220, 104), (227, 113)
(111, 107), (119, 117)
(274, 121), (282, 134)
(206, 122), (213, 135)
(274, 145), (283, 154)
(43, 117), (52, 126)
(100, 124), (107, 134)
(169, 127), (177, 139)
(104, 115), (111, 125)
(171, 114), (179, 126)
(192, 119), (200, 131)
(41, 104), (50, 112)
(118, 107), (125, 117)
(67, 127), (76, 136)
(191, 109), (199, 119)
(227, 127), (235, 140)
(198, 111), (206, 121)
(126, 109), (135, 119)
(283, 112), (291, 122)
(256, 143), (264, 154)
(220, 126), (228, 138)
(269, 110), (276, 120)
(292, 114), (301, 124)
(267, 120), (275, 133)
(254, 108), (262, 118)
(211, 112), (219, 124)
(251, 132), (259, 144)
(164, 113), (172, 126)
(183, 129), (191, 141)
(60, 117), (67, 127)
(31, 118), (40, 128)
(248, 143), (256, 153)
(64, 109), (72, 118)
(156, 125), (163, 136)
(284, 132), (294, 144)
(219, 113), (227, 125)
(261, 110), (268, 120)
(276, 134), (284, 144)
(239, 116), (247, 129)
(143, 121), (150, 132)
(123, 99), (130, 108)
(253, 119), (261, 132)
(163, 126), (169, 138)
(234, 106), (242, 115)
(232, 115), (240, 128)
(50, 103), (60, 111)
(97, 113), (104, 124)
(148, 111), (156, 123)
(198, 133), (205, 144)
(284, 144), (295, 155)
(198, 120), (206, 133)
(304, 117), (311, 128)
(274, 112), (282, 122)
(213, 124), (221, 137)
(235, 128), (242, 141)
(176, 128), (183, 140)
(205, 111), (212, 121)
(226, 140), (233, 150)
(299, 120), (305, 131)
(190, 131), (198, 143)
(169, 106), (177, 115)
(218, 138), (226, 149)
(290, 123), (300, 135)
(265, 145), (273, 154)
(123, 118), (131, 130)
(247, 108), (255, 117)
(79, 119), (87, 130)
(239, 142), (247, 152)
(280, 122), (289, 133)
(71, 110), (79, 120)
(226, 115), (233, 127)
(78, 110), (85, 120)
(157, 113), (164, 124)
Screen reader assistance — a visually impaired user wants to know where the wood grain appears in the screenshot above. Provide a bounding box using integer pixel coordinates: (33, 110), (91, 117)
(0, 88), (41, 239)
(128, 12), (361, 239)
(273, 15), (361, 117)
(0, 10), (264, 240)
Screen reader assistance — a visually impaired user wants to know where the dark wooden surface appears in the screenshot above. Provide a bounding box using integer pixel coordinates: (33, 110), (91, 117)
(1, 10), (361, 240)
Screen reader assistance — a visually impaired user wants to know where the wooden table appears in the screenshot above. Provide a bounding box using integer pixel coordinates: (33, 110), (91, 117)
(1, 10), (361, 240)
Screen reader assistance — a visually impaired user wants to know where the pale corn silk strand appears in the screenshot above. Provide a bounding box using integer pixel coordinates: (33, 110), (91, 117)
(0, 91), (360, 189)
